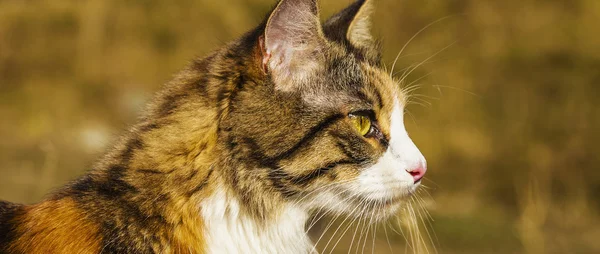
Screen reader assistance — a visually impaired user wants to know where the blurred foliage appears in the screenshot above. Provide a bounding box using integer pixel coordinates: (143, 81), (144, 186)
(1, 0), (599, 253)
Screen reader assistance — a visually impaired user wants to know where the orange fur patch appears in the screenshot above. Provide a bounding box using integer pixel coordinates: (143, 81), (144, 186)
(8, 198), (100, 253)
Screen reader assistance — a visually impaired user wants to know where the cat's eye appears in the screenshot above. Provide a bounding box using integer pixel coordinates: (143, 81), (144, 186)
(349, 114), (372, 136)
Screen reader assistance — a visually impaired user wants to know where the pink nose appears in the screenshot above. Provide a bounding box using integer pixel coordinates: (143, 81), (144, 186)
(407, 164), (427, 183)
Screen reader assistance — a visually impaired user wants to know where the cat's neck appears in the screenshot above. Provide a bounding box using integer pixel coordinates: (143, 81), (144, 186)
(200, 189), (314, 253)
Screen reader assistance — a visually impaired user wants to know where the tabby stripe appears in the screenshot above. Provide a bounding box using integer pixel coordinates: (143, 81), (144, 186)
(136, 169), (174, 175)
(355, 90), (373, 107)
(335, 140), (368, 164)
(158, 93), (187, 118)
(246, 114), (346, 197)
(287, 160), (354, 186)
(138, 122), (160, 133)
(371, 85), (384, 109)
(266, 113), (345, 164)
(357, 89), (382, 109)
(185, 167), (213, 197)
(329, 131), (371, 164)
(268, 168), (298, 198)
(244, 138), (299, 197)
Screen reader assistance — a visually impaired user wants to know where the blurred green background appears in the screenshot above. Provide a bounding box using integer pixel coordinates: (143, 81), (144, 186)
(1, 0), (599, 253)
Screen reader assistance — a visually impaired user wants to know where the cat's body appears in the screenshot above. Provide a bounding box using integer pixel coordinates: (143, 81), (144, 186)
(0, 0), (427, 253)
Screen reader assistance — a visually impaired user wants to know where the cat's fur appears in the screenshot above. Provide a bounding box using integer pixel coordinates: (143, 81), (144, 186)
(0, 0), (427, 253)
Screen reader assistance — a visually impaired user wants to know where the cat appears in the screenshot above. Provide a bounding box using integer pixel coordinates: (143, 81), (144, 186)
(0, 0), (427, 253)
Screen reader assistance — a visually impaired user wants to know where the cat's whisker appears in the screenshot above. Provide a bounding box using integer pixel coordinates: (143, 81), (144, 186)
(416, 195), (439, 252)
(406, 198), (419, 253)
(410, 197), (430, 254)
(418, 191), (436, 218)
(419, 188), (437, 206)
(392, 58), (444, 78)
(348, 197), (369, 252)
(364, 200), (379, 254)
(312, 189), (366, 250)
(407, 97), (436, 109)
(402, 71), (438, 105)
(411, 202), (423, 254)
(389, 15), (457, 78)
(430, 84), (482, 98)
(421, 177), (441, 189)
(411, 198), (429, 253)
(410, 97), (433, 106)
(390, 215), (409, 251)
(403, 71), (435, 94)
(305, 185), (357, 233)
(354, 211), (369, 254)
(414, 197), (436, 253)
(415, 192), (435, 223)
(400, 83), (423, 95)
(403, 201), (414, 253)
(384, 221), (394, 254)
(371, 200), (382, 254)
(321, 192), (366, 252)
(393, 63), (422, 81)
(360, 206), (376, 254)
(419, 184), (434, 190)
(312, 211), (343, 251)
(355, 205), (369, 254)
(405, 108), (418, 127)
(399, 42), (457, 86)
(389, 51), (435, 77)
(410, 94), (441, 101)
(355, 198), (374, 252)
(402, 87), (424, 98)
(293, 179), (355, 208)
(407, 97), (432, 108)
(326, 216), (357, 254)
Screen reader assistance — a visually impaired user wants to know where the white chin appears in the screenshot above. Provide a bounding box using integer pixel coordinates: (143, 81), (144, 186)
(307, 183), (419, 220)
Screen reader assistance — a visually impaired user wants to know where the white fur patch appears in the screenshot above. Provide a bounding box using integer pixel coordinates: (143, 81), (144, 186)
(200, 190), (313, 254)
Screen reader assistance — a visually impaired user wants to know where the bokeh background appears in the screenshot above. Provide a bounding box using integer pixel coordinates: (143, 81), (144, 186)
(1, 0), (599, 253)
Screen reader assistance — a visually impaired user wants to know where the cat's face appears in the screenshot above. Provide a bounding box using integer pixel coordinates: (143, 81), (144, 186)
(290, 57), (427, 220)
(222, 0), (426, 220)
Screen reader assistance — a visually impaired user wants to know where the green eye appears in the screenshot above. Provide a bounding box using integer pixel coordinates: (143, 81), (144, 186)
(350, 115), (372, 136)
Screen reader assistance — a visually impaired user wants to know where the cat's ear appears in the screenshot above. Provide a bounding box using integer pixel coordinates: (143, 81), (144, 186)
(260, 0), (327, 89)
(323, 0), (375, 49)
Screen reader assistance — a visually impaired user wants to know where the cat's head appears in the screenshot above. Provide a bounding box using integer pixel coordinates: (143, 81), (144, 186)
(220, 0), (426, 220)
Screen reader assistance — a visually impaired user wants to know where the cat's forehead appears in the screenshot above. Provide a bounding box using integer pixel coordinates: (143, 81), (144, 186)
(306, 50), (403, 113)
(297, 55), (400, 143)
